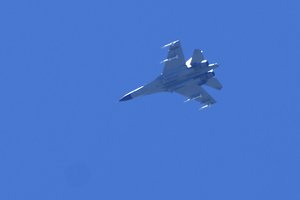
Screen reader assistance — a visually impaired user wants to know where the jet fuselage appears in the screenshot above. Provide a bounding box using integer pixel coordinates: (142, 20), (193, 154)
(120, 62), (218, 101)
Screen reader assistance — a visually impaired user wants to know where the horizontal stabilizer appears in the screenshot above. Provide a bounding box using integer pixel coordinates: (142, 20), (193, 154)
(205, 78), (222, 90)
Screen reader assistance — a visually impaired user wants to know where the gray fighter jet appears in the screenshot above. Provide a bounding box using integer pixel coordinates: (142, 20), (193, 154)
(119, 40), (222, 109)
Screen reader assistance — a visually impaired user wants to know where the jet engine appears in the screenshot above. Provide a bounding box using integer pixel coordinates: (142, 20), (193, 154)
(201, 60), (209, 67)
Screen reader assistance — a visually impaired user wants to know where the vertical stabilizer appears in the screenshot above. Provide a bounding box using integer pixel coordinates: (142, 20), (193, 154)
(191, 49), (205, 64)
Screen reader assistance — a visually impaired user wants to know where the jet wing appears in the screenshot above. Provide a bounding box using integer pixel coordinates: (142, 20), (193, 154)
(175, 82), (216, 106)
(162, 40), (186, 75)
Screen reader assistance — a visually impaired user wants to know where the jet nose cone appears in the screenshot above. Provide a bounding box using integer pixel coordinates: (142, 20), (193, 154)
(119, 94), (133, 102)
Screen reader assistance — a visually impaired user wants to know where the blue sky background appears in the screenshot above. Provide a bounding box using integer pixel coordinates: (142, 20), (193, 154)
(1, 0), (300, 199)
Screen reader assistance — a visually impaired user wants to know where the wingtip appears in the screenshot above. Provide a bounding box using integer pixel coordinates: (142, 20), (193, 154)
(162, 40), (180, 48)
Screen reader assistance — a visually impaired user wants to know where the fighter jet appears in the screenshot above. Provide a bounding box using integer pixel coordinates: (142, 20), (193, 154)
(119, 40), (222, 109)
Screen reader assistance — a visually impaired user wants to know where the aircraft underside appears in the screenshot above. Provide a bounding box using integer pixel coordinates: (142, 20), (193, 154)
(120, 40), (222, 109)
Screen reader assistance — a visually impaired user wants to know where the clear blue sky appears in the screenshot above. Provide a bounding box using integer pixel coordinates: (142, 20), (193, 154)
(1, 0), (300, 199)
